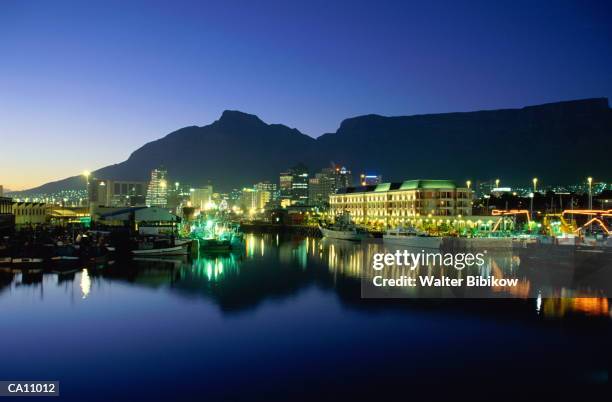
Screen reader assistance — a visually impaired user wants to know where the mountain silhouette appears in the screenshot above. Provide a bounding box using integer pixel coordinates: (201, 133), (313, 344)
(17, 98), (612, 194)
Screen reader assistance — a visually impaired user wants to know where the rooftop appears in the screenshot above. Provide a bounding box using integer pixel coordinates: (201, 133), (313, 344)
(336, 179), (460, 194)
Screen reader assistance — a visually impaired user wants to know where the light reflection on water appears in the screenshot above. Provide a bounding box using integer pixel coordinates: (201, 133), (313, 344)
(0, 234), (610, 319)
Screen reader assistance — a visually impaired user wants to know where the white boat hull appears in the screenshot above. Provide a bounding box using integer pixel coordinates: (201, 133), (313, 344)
(383, 235), (442, 249)
(131, 245), (188, 256)
(320, 227), (368, 241)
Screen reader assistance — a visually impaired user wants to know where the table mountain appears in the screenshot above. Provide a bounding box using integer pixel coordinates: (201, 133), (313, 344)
(17, 98), (612, 194)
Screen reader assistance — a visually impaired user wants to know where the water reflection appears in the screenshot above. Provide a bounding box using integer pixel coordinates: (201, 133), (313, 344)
(80, 268), (91, 299)
(0, 234), (610, 319)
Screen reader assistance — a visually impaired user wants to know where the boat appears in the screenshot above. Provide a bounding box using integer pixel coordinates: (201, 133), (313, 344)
(189, 217), (240, 252)
(383, 227), (442, 249)
(50, 244), (81, 269)
(196, 237), (233, 252)
(319, 212), (369, 241)
(131, 238), (190, 256)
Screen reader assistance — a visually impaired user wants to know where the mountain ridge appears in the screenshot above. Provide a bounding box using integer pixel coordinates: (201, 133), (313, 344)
(13, 97), (611, 195)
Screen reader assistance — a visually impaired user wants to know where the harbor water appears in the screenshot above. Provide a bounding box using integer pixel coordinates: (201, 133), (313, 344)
(1, 234), (610, 400)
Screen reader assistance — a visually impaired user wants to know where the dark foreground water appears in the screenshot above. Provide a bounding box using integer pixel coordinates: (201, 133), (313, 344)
(1, 234), (610, 400)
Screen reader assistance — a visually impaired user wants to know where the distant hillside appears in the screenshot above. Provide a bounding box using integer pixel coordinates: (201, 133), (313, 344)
(17, 98), (612, 195)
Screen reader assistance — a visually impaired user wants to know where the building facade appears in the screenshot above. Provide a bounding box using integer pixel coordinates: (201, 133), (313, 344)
(89, 179), (147, 207)
(12, 202), (47, 227)
(255, 181), (278, 201)
(145, 168), (168, 207)
(330, 180), (471, 227)
(0, 196), (14, 235)
(308, 166), (353, 208)
(190, 186), (214, 210)
(240, 188), (271, 212)
(279, 164), (309, 206)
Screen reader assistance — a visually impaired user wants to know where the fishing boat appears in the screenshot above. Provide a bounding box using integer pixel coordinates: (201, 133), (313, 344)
(196, 237), (233, 252)
(319, 212), (369, 241)
(189, 217), (240, 252)
(383, 227), (442, 249)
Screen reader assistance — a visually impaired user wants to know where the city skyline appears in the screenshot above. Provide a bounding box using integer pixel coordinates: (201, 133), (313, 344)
(2, 0), (612, 189)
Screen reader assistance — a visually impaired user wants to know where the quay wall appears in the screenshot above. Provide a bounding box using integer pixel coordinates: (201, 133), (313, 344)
(241, 223), (322, 237)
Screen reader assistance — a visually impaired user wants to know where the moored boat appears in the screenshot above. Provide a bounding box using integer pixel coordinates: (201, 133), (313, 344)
(319, 212), (369, 241)
(50, 244), (81, 269)
(132, 245), (189, 256)
(131, 238), (190, 256)
(196, 237), (233, 252)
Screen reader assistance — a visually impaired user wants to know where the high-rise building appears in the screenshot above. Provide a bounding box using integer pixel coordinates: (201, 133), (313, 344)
(308, 165), (353, 207)
(0, 185), (3, 197)
(257, 189), (272, 209)
(145, 168), (168, 207)
(240, 187), (271, 211)
(279, 164), (309, 206)
(190, 186), (214, 210)
(335, 166), (353, 189)
(279, 172), (293, 205)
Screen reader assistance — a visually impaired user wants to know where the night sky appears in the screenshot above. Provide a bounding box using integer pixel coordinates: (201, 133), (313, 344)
(1, 0), (611, 190)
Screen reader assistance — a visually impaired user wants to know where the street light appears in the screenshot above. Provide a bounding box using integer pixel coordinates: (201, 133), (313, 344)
(83, 170), (91, 208)
(587, 177), (593, 210)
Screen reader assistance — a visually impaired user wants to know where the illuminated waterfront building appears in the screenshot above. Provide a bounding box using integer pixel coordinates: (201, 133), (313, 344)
(0, 196), (14, 235)
(330, 179), (472, 226)
(145, 168), (168, 207)
(12, 202), (47, 227)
